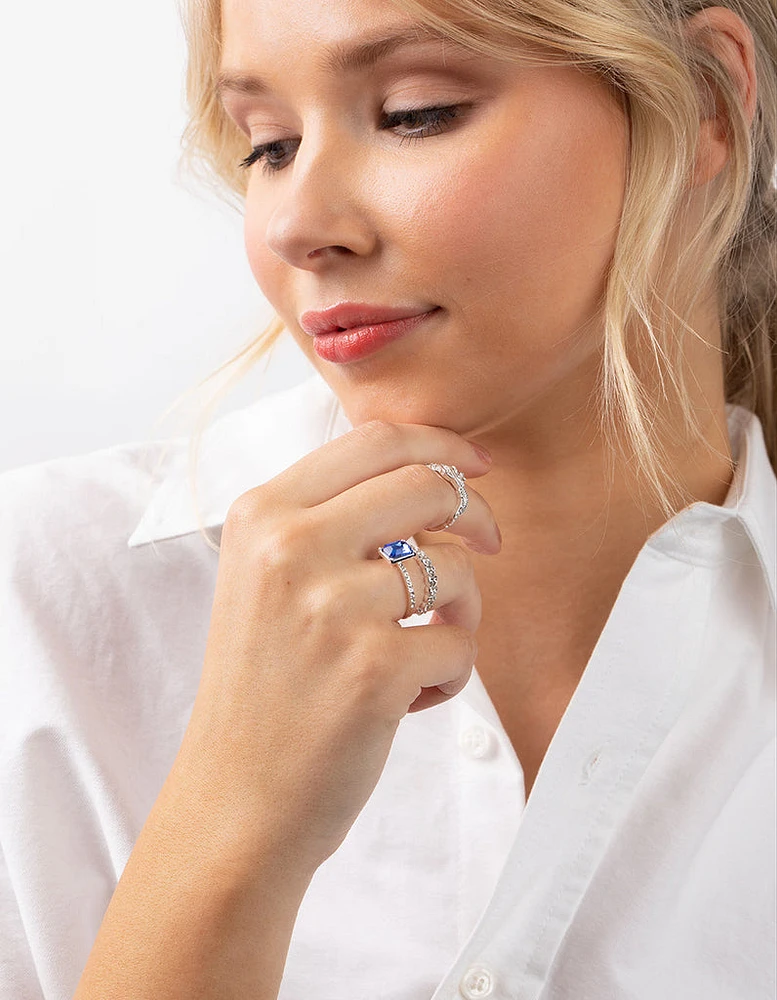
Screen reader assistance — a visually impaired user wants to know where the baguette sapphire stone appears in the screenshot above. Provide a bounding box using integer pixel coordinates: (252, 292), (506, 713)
(379, 540), (415, 563)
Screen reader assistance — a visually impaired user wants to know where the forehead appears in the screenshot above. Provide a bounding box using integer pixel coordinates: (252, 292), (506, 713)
(220, 0), (423, 55)
(218, 0), (562, 82)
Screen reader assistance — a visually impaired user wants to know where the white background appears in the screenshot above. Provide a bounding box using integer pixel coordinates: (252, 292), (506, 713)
(0, 0), (312, 475)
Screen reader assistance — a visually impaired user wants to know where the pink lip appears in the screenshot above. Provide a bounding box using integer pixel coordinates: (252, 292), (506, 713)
(299, 301), (438, 337)
(312, 309), (441, 364)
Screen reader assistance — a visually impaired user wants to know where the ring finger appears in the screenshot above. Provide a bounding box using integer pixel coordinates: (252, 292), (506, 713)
(356, 540), (482, 633)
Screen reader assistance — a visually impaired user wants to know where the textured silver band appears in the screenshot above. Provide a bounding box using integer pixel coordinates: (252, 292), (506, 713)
(424, 463), (468, 531)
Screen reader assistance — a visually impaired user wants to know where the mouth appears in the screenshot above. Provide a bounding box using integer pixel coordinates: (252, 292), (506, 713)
(310, 307), (442, 364)
(299, 301), (440, 337)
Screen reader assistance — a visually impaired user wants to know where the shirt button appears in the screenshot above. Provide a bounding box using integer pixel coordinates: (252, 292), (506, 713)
(459, 965), (496, 998)
(459, 725), (494, 759)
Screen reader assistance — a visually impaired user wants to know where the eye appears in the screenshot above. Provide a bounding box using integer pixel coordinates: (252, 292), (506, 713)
(238, 103), (466, 176)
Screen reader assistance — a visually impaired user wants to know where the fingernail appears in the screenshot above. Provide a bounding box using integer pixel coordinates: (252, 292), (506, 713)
(472, 443), (492, 464)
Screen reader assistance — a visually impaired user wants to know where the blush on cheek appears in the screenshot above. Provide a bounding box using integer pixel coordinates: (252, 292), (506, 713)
(421, 87), (624, 349)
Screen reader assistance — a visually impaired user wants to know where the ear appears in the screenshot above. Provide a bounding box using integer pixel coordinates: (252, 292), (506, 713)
(680, 5), (758, 189)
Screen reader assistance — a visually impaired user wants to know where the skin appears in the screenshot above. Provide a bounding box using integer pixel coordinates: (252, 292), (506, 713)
(219, 0), (758, 793)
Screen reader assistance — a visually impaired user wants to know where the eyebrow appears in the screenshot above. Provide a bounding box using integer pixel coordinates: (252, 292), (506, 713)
(216, 26), (459, 99)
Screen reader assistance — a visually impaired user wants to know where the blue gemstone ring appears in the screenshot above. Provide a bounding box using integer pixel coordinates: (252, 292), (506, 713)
(379, 539), (416, 563)
(378, 539), (438, 619)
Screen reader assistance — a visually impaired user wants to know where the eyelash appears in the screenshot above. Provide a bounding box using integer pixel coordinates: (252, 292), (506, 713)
(238, 104), (464, 176)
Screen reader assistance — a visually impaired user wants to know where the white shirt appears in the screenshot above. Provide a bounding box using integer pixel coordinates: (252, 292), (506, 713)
(0, 371), (775, 1000)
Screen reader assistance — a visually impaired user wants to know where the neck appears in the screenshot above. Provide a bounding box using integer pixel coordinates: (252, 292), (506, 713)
(414, 355), (735, 695)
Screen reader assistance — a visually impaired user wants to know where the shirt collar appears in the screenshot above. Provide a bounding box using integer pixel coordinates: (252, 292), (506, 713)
(127, 371), (348, 550)
(645, 401), (776, 612)
(127, 375), (775, 612)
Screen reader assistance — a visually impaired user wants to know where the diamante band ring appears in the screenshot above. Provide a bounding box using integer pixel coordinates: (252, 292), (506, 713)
(394, 559), (418, 616)
(406, 539), (438, 614)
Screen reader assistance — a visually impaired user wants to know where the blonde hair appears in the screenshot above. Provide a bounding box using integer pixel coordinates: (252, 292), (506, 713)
(162, 0), (776, 554)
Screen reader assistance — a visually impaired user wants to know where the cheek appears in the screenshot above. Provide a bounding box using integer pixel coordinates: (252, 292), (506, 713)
(411, 96), (628, 353)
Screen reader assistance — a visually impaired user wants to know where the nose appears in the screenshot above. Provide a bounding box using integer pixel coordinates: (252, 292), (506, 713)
(261, 122), (377, 269)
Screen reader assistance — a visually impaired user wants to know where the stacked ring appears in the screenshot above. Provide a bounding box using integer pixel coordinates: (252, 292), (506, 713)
(378, 539), (437, 618)
(377, 462), (468, 619)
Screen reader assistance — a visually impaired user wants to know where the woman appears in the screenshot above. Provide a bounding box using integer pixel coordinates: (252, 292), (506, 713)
(1, 0), (774, 996)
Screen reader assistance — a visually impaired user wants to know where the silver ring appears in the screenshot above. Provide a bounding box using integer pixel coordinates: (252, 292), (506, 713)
(424, 463), (468, 531)
(377, 539), (438, 618)
(406, 540), (438, 614)
(395, 559), (418, 617)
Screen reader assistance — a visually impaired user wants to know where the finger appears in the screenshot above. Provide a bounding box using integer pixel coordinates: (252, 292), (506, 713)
(350, 540), (481, 632)
(405, 664), (475, 715)
(319, 461), (500, 557)
(253, 419), (492, 509)
(396, 620), (479, 710)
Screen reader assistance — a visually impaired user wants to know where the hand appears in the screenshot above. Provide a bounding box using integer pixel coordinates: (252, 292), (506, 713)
(177, 420), (502, 878)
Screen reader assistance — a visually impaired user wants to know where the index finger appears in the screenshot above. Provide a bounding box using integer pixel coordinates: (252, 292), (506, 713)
(261, 419), (492, 510)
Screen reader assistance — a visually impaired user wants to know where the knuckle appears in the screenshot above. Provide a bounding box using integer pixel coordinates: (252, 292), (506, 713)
(224, 492), (259, 533)
(304, 576), (351, 619)
(358, 419), (404, 453)
(456, 626), (479, 663)
(350, 631), (391, 687)
(400, 462), (435, 491)
(263, 517), (309, 560)
(447, 541), (474, 576)
(244, 515), (310, 578)
(224, 484), (282, 538)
